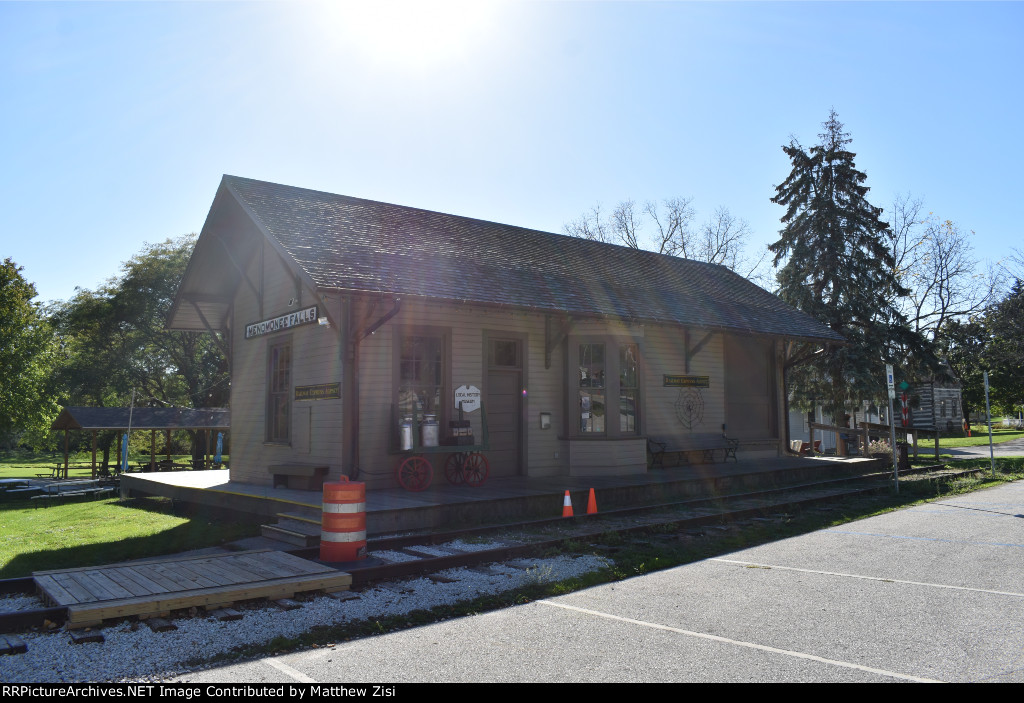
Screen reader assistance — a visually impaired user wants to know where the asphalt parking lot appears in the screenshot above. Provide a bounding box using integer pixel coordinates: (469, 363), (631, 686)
(177, 480), (1024, 683)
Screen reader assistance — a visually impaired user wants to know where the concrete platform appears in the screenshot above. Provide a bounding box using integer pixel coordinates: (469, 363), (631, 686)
(121, 455), (882, 535)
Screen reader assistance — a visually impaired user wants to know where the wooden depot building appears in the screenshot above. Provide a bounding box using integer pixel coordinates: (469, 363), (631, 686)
(167, 175), (844, 492)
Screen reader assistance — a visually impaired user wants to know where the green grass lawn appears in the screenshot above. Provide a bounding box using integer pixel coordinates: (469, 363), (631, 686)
(0, 449), (228, 480)
(0, 449), (249, 578)
(936, 426), (1024, 448)
(0, 496), (260, 579)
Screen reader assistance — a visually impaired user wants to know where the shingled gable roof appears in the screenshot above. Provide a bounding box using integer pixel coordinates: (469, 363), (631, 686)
(172, 175), (844, 343)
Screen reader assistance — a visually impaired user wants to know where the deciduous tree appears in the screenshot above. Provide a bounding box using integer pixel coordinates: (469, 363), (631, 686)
(48, 236), (228, 462)
(0, 259), (57, 446)
(564, 197), (767, 279)
(887, 193), (999, 342)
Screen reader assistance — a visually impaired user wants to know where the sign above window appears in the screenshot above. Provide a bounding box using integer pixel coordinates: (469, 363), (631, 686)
(663, 375), (709, 388)
(295, 382), (340, 401)
(246, 306), (318, 339)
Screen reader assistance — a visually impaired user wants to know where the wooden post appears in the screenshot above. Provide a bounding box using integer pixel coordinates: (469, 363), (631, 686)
(91, 430), (97, 479)
(934, 431), (940, 461)
(150, 430), (156, 471)
(205, 429), (211, 470)
(912, 430), (918, 460)
(63, 429), (69, 480)
(166, 429), (172, 466)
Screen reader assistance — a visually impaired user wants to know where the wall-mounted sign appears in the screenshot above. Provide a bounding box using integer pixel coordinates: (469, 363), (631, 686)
(454, 384), (481, 413)
(245, 306), (318, 339)
(663, 375), (710, 388)
(295, 382), (340, 401)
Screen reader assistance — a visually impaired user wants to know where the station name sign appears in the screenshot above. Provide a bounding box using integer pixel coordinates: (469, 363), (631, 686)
(245, 306), (318, 339)
(663, 375), (710, 388)
(295, 383), (340, 401)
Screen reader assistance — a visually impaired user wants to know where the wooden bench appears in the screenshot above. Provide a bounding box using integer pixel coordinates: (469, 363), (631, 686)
(268, 464), (330, 491)
(647, 435), (739, 467)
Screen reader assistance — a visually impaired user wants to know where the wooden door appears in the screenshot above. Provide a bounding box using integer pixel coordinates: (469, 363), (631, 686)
(486, 338), (523, 477)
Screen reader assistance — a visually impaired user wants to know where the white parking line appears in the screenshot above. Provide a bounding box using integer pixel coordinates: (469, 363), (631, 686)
(712, 558), (1024, 598)
(538, 600), (941, 683)
(264, 657), (318, 683)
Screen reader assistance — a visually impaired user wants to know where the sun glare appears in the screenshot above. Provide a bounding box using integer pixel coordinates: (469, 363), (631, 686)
(318, 0), (501, 70)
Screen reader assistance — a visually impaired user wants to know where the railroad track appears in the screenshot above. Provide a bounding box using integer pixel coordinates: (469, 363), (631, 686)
(0, 463), (971, 638)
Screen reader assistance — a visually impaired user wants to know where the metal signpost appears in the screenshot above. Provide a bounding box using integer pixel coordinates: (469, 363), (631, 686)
(886, 364), (898, 493)
(984, 371), (995, 477)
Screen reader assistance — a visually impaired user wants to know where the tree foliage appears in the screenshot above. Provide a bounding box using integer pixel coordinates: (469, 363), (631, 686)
(887, 194), (1000, 342)
(48, 236), (228, 460)
(770, 110), (935, 417)
(0, 259), (58, 446)
(983, 280), (1024, 412)
(564, 198), (768, 281)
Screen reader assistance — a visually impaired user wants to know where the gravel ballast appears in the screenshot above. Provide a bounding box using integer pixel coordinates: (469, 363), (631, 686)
(0, 553), (611, 683)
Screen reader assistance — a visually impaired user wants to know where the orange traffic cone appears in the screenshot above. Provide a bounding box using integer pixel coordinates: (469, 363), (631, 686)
(587, 488), (598, 515)
(562, 490), (574, 517)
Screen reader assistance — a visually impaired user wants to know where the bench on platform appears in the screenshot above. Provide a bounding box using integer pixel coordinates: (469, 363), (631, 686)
(647, 434), (739, 468)
(268, 464), (330, 491)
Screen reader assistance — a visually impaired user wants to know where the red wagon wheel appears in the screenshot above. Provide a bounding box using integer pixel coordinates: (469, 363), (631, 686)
(444, 453), (466, 485)
(397, 455), (433, 491)
(461, 452), (489, 487)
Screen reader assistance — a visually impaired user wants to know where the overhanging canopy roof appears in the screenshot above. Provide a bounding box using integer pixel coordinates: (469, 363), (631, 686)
(51, 407), (230, 432)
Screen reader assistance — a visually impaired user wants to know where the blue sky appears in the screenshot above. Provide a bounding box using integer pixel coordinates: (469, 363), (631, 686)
(3, 1), (1022, 304)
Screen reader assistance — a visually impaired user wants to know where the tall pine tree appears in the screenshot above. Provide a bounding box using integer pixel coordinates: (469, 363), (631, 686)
(771, 110), (933, 419)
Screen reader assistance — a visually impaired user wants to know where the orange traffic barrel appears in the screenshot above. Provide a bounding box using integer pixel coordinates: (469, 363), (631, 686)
(320, 476), (367, 562)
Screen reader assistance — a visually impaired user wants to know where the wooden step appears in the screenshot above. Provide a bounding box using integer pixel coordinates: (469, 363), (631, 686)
(260, 524), (320, 548)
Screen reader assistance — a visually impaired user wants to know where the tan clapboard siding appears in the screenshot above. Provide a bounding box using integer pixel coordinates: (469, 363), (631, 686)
(567, 438), (646, 476)
(229, 244), (344, 485)
(641, 326), (726, 441)
(228, 250), (265, 484)
(524, 320), (565, 476)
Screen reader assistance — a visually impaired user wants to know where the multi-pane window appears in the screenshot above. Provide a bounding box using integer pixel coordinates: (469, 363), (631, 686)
(266, 340), (291, 443)
(578, 343), (606, 433)
(398, 335), (443, 418)
(490, 339), (519, 368)
(575, 340), (641, 437)
(619, 343), (639, 434)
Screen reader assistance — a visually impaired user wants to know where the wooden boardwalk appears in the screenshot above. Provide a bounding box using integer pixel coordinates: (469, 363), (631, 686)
(33, 550), (351, 628)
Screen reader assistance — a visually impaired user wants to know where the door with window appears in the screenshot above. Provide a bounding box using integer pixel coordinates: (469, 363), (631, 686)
(486, 337), (523, 477)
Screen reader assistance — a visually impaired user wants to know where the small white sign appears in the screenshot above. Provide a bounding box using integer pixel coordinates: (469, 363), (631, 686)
(885, 364), (895, 400)
(454, 384), (481, 413)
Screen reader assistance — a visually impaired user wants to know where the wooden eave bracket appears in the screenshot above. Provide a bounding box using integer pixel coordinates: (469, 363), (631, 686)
(190, 301), (231, 360)
(684, 329), (715, 373)
(545, 314), (570, 369)
(784, 340), (827, 370)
